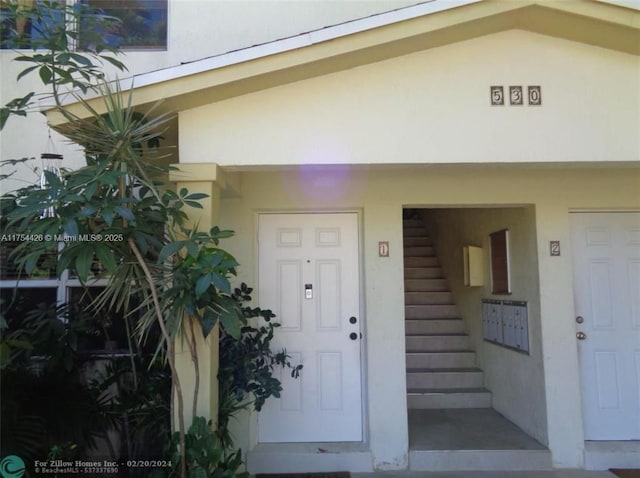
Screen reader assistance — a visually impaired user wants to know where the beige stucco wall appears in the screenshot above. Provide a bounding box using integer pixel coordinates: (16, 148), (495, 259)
(175, 29), (639, 467)
(422, 206), (547, 445)
(212, 165), (639, 469)
(180, 30), (640, 167)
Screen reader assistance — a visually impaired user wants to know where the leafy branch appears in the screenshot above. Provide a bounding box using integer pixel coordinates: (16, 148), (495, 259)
(1, 0), (127, 129)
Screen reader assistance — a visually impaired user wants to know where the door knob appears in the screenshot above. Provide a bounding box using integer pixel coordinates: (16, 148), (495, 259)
(349, 332), (358, 340)
(576, 331), (587, 340)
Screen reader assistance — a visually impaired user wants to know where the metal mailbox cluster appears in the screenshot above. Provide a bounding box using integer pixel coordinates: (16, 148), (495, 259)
(482, 299), (530, 354)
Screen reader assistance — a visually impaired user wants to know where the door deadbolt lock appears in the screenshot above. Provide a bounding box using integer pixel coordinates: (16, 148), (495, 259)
(576, 316), (584, 324)
(349, 316), (357, 324)
(576, 331), (587, 340)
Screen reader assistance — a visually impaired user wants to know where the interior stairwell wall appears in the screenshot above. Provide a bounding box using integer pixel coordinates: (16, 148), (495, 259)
(421, 207), (548, 446)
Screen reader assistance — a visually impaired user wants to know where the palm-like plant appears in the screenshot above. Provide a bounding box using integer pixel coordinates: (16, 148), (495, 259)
(4, 82), (248, 476)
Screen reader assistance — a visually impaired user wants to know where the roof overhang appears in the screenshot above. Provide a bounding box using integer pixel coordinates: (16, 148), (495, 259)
(45, 0), (640, 126)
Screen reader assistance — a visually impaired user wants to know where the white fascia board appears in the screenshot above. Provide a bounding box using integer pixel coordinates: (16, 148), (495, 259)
(596, 0), (640, 10)
(123, 0), (482, 89)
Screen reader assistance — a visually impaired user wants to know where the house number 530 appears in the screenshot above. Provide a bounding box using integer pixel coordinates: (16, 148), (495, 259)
(490, 85), (541, 106)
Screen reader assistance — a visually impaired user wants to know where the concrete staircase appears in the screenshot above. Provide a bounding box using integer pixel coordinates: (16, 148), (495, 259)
(404, 218), (491, 410)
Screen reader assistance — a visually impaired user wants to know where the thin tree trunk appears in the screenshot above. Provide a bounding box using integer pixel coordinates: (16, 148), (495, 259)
(128, 237), (186, 478)
(187, 317), (199, 422)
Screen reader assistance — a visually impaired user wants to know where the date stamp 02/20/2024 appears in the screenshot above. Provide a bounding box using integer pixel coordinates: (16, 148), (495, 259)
(1, 455), (172, 477)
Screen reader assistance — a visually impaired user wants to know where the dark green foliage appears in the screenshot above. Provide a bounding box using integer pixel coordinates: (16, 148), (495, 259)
(91, 356), (172, 472)
(0, 302), (116, 466)
(150, 417), (245, 478)
(217, 283), (303, 449)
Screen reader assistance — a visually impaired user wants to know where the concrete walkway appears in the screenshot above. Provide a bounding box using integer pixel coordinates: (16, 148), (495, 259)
(353, 471), (620, 478)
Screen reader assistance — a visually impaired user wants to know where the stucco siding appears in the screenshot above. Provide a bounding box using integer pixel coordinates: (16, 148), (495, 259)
(215, 165), (639, 469)
(180, 30), (639, 167)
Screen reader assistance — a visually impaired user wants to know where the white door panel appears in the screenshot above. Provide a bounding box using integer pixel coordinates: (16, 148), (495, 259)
(571, 212), (640, 440)
(258, 213), (363, 442)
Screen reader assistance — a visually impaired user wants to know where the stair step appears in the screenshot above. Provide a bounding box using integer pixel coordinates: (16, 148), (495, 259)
(404, 268), (443, 279)
(405, 319), (464, 334)
(405, 292), (453, 305)
(406, 351), (477, 368)
(404, 256), (439, 267)
(406, 368), (484, 389)
(406, 304), (458, 319)
(409, 449), (552, 471)
(403, 236), (433, 247)
(405, 279), (449, 292)
(402, 223), (494, 411)
(403, 219), (424, 228)
(407, 388), (492, 409)
(406, 334), (470, 351)
(404, 227), (428, 237)
(404, 246), (435, 257)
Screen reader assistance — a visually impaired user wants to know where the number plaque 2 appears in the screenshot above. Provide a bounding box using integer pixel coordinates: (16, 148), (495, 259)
(509, 86), (523, 105)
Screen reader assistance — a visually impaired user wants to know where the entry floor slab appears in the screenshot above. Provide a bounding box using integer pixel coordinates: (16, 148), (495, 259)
(408, 409), (546, 450)
(408, 409), (551, 471)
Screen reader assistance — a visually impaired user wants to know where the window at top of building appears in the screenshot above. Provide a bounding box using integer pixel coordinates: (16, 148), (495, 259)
(0, 0), (65, 50)
(82, 0), (167, 50)
(1, 0), (167, 51)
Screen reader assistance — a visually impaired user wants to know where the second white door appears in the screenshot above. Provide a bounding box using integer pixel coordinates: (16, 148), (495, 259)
(571, 212), (640, 440)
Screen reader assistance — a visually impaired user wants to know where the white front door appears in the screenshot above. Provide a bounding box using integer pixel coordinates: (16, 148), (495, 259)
(257, 212), (363, 443)
(570, 212), (640, 440)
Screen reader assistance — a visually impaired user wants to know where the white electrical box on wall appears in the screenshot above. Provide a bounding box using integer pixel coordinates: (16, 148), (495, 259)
(464, 246), (484, 287)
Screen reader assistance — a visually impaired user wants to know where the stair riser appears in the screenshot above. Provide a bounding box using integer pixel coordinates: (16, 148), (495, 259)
(406, 305), (458, 319)
(404, 269), (442, 280)
(406, 336), (469, 351)
(404, 231), (428, 239)
(407, 372), (484, 389)
(404, 246), (435, 257)
(406, 352), (476, 369)
(409, 449), (552, 471)
(405, 279), (449, 291)
(405, 292), (453, 305)
(403, 219), (424, 227)
(405, 320), (464, 334)
(403, 225), (494, 410)
(407, 392), (492, 409)
(404, 257), (439, 267)
(403, 237), (432, 247)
